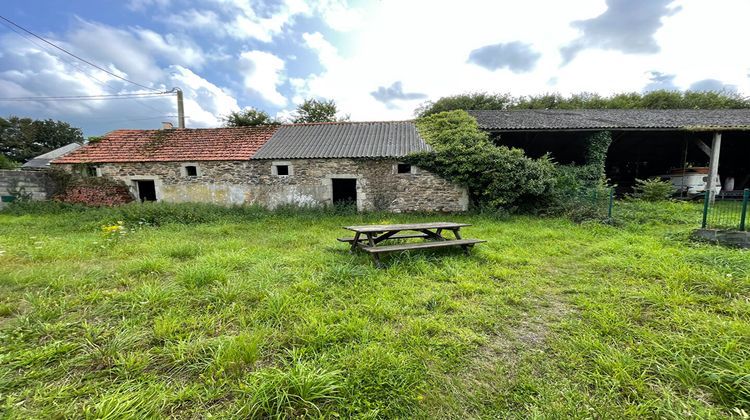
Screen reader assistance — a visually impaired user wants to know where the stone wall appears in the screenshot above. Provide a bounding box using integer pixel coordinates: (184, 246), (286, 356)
(692, 229), (750, 249)
(55, 159), (469, 212)
(0, 170), (54, 208)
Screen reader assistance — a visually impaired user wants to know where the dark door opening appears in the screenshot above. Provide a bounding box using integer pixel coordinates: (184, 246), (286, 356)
(135, 180), (157, 202)
(332, 178), (357, 206)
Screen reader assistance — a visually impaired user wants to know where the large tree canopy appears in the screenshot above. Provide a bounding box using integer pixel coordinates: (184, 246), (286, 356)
(415, 90), (750, 117)
(222, 108), (279, 127)
(0, 116), (84, 163)
(291, 98), (349, 123)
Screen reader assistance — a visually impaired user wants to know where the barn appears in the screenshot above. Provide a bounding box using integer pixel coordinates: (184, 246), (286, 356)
(51, 121), (468, 212)
(469, 109), (750, 198)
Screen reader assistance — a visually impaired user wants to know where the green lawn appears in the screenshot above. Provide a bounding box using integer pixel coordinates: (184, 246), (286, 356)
(0, 202), (748, 418)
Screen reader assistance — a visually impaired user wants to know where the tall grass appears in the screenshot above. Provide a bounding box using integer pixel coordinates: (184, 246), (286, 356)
(1, 200), (747, 417)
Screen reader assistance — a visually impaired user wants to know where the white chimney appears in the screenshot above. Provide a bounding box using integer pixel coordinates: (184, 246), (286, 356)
(161, 122), (174, 130)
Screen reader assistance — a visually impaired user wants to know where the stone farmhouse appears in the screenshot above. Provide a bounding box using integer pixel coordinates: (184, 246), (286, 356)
(52, 121), (469, 212)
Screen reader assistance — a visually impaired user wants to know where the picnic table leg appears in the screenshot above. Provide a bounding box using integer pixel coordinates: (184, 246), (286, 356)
(451, 228), (462, 240)
(349, 232), (361, 254)
(419, 229), (446, 241)
(451, 228), (470, 254)
(367, 233), (383, 268)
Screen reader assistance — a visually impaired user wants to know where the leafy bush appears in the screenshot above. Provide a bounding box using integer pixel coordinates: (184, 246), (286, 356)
(631, 178), (674, 202)
(408, 110), (556, 210)
(0, 154), (17, 169)
(544, 131), (614, 220)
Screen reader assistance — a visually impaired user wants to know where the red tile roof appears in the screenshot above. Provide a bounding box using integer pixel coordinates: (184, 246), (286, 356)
(53, 126), (279, 163)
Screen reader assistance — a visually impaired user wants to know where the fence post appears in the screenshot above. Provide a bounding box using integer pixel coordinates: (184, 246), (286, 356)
(740, 188), (749, 231)
(608, 187), (614, 219)
(701, 191), (710, 229)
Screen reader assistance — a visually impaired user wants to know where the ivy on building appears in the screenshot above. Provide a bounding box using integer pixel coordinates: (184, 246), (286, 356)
(407, 110), (557, 210)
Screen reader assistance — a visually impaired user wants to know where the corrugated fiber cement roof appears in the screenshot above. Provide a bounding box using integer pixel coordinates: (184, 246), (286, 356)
(468, 109), (750, 131)
(253, 121), (430, 159)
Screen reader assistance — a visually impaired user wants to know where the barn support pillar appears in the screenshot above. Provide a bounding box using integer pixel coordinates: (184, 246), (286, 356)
(706, 132), (722, 203)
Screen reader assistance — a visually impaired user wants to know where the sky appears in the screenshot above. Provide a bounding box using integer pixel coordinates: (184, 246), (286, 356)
(1, 0), (749, 136)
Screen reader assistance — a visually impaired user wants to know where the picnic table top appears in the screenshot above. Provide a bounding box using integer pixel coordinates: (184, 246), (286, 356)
(343, 222), (471, 233)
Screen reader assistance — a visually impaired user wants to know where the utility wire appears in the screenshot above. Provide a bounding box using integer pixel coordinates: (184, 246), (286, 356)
(0, 18), (172, 116)
(0, 92), (175, 101)
(0, 14), (162, 93)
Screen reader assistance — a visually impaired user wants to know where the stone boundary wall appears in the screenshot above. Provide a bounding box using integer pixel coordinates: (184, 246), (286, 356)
(55, 159), (469, 212)
(692, 229), (750, 249)
(0, 170), (54, 208)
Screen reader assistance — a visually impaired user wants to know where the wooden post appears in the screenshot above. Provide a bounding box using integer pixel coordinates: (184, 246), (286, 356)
(706, 132), (722, 203)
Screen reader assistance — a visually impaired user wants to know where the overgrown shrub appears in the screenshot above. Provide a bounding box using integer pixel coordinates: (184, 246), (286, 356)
(631, 178), (674, 202)
(49, 170), (134, 206)
(408, 110), (556, 210)
(0, 154), (17, 169)
(544, 131), (614, 219)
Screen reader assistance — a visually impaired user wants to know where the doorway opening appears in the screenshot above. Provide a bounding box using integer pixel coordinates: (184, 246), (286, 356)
(331, 178), (357, 207)
(135, 180), (157, 202)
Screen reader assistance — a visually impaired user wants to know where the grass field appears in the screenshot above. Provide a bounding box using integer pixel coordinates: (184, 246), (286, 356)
(0, 201), (748, 418)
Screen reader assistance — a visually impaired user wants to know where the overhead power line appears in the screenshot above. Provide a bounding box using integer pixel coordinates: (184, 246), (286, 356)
(0, 92), (175, 102)
(0, 14), (163, 93)
(0, 19), (169, 115)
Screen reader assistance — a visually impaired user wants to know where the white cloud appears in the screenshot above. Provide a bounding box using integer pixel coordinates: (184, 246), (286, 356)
(168, 0), (311, 42)
(289, 0), (750, 120)
(0, 23), (239, 134)
(290, 0), (596, 119)
(302, 32), (340, 69)
(239, 50), (288, 107)
(169, 65), (240, 126)
(313, 0), (364, 32)
(126, 0), (171, 11)
(166, 0), (362, 41)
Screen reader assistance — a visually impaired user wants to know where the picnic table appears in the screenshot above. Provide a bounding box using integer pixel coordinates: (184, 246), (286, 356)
(339, 222), (485, 267)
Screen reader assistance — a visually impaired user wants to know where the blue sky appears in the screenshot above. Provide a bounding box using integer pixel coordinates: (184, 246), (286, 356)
(1, 0), (749, 136)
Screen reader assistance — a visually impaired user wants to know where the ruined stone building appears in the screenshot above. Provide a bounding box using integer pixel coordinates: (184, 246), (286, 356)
(52, 121), (468, 212)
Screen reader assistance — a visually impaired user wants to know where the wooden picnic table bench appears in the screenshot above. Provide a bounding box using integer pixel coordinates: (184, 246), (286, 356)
(340, 222), (485, 267)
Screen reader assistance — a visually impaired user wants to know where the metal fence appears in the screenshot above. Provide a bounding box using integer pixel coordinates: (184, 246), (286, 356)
(701, 189), (749, 231)
(568, 186), (615, 221)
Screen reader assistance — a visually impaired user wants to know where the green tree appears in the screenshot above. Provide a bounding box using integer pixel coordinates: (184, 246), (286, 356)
(415, 92), (513, 118)
(0, 116), (83, 163)
(223, 108), (279, 127)
(415, 90), (750, 116)
(291, 98), (348, 123)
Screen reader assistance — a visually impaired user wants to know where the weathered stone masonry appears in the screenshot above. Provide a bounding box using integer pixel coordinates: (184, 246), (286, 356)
(59, 159), (469, 212)
(0, 170), (57, 208)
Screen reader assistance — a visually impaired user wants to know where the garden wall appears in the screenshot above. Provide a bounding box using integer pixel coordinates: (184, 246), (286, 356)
(0, 170), (54, 208)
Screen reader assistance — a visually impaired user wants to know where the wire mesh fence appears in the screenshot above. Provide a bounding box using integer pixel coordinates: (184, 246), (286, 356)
(565, 186), (615, 221)
(701, 189), (749, 231)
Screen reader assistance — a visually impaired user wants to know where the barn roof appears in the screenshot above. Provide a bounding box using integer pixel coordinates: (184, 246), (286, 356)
(252, 121), (431, 159)
(468, 109), (750, 132)
(52, 121), (430, 164)
(53, 126), (279, 164)
(22, 143), (82, 169)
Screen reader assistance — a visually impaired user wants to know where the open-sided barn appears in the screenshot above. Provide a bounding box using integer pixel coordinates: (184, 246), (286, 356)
(469, 109), (750, 197)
